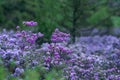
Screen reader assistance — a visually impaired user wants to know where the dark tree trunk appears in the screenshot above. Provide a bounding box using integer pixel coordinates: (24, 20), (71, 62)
(71, 0), (79, 43)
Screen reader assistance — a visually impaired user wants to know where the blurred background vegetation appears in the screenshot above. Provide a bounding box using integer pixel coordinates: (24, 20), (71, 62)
(0, 0), (120, 42)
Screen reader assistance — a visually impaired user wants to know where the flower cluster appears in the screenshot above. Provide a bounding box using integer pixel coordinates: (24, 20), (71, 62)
(42, 43), (72, 69)
(16, 30), (43, 44)
(51, 28), (70, 43)
(23, 21), (38, 27)
(0, 22), (43, 78)
(64, 35), (120, 80)
(41, 29), (72, 69)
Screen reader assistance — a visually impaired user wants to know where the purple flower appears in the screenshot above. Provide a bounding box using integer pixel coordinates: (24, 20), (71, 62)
(16, 26), (20, 29)
(13, 68), (24, 76)
(38, 32), (44, 37)
(45, 56), (51, 63)
(26, 37), (35, 44)
(54, 52), (60, 60)
(23, 21), (38, 27)
(51, 28), (70, 43)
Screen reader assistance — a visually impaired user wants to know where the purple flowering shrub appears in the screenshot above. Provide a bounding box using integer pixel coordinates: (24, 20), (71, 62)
(65, 36), (120, 80)
(0, 21), (70, 79)
(40, 28), (72, 69)
(0, 21), (120, 80)
(0, 21), (44, 78)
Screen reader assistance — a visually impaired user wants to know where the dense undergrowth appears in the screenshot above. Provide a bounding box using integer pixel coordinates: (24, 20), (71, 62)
(0, 21), (120, 80)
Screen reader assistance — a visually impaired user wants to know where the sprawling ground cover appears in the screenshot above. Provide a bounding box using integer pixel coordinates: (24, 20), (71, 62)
(0, 21), (120, 80)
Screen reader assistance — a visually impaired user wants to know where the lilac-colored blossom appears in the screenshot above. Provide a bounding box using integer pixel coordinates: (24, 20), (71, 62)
(23, 21), (38, 26)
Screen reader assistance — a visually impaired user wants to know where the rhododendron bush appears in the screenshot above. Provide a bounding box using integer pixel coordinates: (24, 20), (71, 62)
(0, 21), (120, 80)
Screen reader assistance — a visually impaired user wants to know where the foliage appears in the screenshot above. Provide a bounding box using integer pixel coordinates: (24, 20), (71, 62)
(44, 69), (65, 80)
(87, 7), (110, 25)
(111, 16), (120, 27)
(0, 60), (6, 80)
(1, 0), (120, 42)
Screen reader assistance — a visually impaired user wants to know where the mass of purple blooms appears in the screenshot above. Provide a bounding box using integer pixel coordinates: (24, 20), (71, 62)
(0, 21), (120, 80)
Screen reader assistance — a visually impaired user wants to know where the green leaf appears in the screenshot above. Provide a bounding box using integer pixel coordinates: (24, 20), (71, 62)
(45, 69), (66, 80)
(0, 66), (6, 80)
(25, 69), (39, 80)
(87, 7), (110, 25)
(111, 16), (120, 27)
